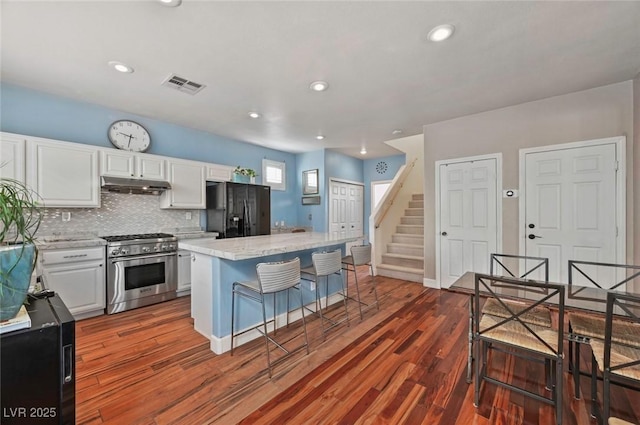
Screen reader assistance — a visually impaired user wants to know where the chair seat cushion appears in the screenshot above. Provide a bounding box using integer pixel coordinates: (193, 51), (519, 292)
(479, 314), (559, 356)
(590, 339), (640, 381)
(300, 266), (316, 276)
(482, 298), (552, 327)
(608, 418), (636, 425)
(569, 313), (640, 348)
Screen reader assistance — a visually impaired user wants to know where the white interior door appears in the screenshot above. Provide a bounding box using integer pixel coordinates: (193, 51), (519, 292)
(329, 180), (364, 252)
(438, 157), (499, 288)
(523, 141), (620, 285)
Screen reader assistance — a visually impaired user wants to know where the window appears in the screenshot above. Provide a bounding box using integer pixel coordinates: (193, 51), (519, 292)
(372, 181), (391, 210)
(262, 159), (286, 191)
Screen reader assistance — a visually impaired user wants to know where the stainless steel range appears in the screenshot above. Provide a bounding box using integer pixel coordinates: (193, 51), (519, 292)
(104, 233), (178, 314)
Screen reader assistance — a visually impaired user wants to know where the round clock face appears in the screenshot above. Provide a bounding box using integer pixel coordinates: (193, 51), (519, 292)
(376, 161), (388, 174)
(108, 120), (151, 152)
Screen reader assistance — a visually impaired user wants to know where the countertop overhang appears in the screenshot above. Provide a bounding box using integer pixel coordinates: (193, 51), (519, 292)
(178, 232), (360, 261)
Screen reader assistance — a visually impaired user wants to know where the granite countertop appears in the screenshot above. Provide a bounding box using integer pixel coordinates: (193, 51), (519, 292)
(175, 232), (219, 240)
(178, 232), (359, 261)
(36, 237), (106, 250)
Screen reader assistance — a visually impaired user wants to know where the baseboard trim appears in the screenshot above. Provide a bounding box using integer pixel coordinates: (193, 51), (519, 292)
(423, 278), (439, 289)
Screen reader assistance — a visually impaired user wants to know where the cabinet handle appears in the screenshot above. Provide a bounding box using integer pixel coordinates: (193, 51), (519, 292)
(140, 174), (143, 177)
(63, 254), (88, 259)
(131, 173), (134, 177)
(192, 256), (196, 262)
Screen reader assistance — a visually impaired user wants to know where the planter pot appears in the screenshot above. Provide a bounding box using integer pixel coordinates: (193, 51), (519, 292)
(232, 174), (251, 184)
(0, 244), (36, 321)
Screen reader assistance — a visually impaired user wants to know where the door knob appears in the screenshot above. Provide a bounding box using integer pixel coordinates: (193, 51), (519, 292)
(441, 231), (448, 236)
(528, 223), (535, 229)
(528, 234), (542, 240)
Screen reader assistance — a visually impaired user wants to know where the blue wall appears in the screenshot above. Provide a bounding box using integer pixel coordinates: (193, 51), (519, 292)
(0, 83), (298, 225)
(295, 149), (326, 231)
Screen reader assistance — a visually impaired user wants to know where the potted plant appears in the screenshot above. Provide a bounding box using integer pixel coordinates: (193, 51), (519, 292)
(0, 177), (42, 320)
(233, 166), (257, 184)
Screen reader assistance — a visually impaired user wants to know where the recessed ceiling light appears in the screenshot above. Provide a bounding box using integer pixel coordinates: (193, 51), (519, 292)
(392, 129), (403, 135)
(309, 81), (329, 92)
(360, 147), (367, 155)
(248, 112), (261, 119)
(316, 135), (325, 140)
(108, 61), (134, 73)
(158, 0), (182, 6)
(427, 24), (455, 42)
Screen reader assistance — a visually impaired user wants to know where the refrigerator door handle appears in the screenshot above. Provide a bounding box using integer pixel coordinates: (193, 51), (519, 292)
(63, 343), (73, 383)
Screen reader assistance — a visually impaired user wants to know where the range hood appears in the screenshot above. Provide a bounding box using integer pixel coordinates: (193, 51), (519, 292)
(100, 176), (171, 195)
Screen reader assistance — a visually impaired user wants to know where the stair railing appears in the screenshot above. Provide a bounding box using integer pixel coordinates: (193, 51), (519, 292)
(369, 157), (417, 273)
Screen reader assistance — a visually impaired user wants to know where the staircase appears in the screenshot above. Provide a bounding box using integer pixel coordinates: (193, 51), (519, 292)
(376, 194), (424, 283)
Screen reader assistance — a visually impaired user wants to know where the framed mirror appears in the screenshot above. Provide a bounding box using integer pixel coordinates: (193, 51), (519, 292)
(303, 169), (319, 195)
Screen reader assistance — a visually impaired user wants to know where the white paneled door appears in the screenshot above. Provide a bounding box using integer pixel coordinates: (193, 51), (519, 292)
(523, 141), (620, 284)
(329, 180), (364, 252)
(439, 157), (499, 288)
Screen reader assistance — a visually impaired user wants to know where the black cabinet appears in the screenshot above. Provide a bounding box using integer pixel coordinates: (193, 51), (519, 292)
(1, 295), (75, 424)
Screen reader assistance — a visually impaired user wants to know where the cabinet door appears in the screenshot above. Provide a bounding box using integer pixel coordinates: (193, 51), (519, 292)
(161, 160), (206, 209)
(0, 133), (26, 182)
(100, 150), (136, 178)
(177, 250), (191, 294)
(27, 139), (100, 207)
(42, 260), (105, 317)
(136, 155), (166, 180)
(206, 164), (234, 182)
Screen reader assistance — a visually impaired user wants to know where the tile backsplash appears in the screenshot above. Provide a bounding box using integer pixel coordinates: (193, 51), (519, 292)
(39, 192), (202, 237)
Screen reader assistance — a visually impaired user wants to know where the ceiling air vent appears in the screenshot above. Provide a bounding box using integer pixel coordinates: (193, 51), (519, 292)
(161, 74), (206, 95)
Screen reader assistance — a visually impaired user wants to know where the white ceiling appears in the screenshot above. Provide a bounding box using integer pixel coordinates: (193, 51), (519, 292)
(2, 1), (640, 159)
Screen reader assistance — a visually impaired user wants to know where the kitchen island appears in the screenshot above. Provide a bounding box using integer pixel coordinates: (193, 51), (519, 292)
(178, 232), (360, 354)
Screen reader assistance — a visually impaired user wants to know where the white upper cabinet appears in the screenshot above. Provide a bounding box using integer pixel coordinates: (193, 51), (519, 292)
(27, 137), (100, 207)
(160, 159), (206, 209)
(206, 164), (234, 182)
(0, 132), (26, 183)
(100, 150), (166, 180)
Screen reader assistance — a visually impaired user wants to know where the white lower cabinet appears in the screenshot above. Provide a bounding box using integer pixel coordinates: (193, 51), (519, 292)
(39, 246), (105, 319)
(177, 249), (191, 296)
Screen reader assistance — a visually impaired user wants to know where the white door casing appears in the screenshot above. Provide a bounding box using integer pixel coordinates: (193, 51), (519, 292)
(436, 154), (502, 288)
(520, 136), (625, 285)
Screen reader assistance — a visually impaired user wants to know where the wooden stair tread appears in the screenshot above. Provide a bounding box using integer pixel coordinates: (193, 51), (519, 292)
(382, 253), (424, 261)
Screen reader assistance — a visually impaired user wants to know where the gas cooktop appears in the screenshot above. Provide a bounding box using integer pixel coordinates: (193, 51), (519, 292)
(102, 233), (175, 243)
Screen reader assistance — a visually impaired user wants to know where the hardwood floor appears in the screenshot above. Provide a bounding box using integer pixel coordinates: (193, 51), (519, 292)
(75, 269), (639, 424)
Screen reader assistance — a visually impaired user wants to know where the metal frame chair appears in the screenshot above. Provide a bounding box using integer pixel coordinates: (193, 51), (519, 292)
(341, 244), (379, 320)
(567, 261), (640, 399)
(301, 250), (349, 340)
(473, 273), (565, 425)
(230, 257), (309, 378)
(465, 254), (551, 383)
(589, 290), (640, 424)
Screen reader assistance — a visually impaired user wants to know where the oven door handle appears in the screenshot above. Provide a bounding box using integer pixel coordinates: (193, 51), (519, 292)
(110, 252), (177, 263)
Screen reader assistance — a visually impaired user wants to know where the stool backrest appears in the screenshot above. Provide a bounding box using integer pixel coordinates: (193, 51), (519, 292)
(350, 244), (372, 266)
(312, 250), (342, 276)
(256, 257), (301, 294)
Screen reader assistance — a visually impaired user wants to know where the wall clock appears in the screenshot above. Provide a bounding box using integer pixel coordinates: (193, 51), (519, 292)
(376, 161), (388, 174)
(108, 120), (151, 152)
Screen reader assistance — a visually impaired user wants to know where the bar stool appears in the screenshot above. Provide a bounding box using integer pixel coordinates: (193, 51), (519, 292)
(341, 244), (379, 320)
(230, 257), (309, 378)
(301, 249), (349, 340)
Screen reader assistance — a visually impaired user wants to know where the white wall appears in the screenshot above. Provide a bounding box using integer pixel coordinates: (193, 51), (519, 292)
(423, 81), (636, 282)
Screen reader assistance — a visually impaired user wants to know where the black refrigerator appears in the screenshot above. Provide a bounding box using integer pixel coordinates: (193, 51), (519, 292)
(1, 295), (75, 424)
(206, 181), (271, 238)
